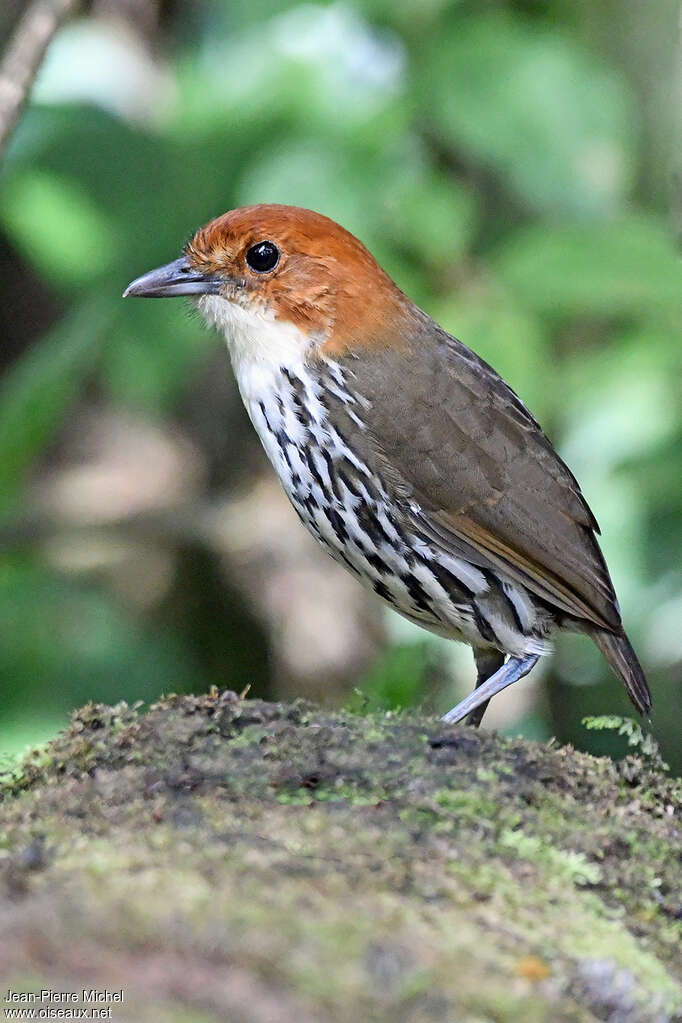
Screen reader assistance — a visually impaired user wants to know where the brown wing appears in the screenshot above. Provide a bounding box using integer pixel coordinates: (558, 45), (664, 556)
(338, 318), (622, 631)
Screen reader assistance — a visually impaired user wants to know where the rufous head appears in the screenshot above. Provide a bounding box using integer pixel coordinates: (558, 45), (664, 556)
(123, 204), (412, 362)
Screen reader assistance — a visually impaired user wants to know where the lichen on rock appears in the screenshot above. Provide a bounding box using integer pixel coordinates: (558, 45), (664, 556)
(0, 690), (679, 1022)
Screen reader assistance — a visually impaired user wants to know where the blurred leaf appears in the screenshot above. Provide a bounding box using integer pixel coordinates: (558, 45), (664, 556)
(0, 714), (65, 757)
(352, 641), (441, 712)
(0, 299), (107, 516)
(5, 106), (156, 215)
(554, 329), (678, 605)
(627, 431), (682, 520)
(32, 18), (170, 123)
(105, 300), (217, 413)
(0, 170), (119, 286)
(559, 328), (679, 469)
(360, 0), (458, 38)
(378, 159), (478, 266)
(5, 106), (230, 271)
(416, 13), (635, 215)
(491, 215), (682, 319)
(0, 556), (203, 715)
(177, 4), (406, 138)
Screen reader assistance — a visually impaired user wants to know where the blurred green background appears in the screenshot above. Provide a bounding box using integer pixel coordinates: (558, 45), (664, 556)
(0, 0), (680, 770)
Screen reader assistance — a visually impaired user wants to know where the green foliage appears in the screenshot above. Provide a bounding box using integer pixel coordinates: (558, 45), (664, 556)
(415, 12), (635, 215)
(492, 215), (682, 319)
(348, 641), (445, 714)
(0, 557), (205, 719)
(0, 170), (119, 285)
(0, 298), (107, 515)
(583, 715), (669, 772)
(0, 0), (679, 770)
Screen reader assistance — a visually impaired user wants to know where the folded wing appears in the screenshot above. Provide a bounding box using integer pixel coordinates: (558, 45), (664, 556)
(342, 320), (622, 632)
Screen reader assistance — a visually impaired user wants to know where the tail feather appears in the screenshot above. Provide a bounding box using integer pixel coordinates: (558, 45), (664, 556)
(593, 629), (652, 716)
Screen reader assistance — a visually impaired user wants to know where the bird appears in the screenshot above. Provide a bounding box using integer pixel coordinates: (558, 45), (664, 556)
(123, 204), (652, 726)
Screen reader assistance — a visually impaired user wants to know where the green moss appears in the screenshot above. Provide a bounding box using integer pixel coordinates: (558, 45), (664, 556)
(0, 692), (679, 1022)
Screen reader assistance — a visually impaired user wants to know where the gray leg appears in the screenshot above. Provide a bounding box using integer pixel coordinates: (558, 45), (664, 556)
(441, 654), (540, 725)
(466, 649), (506, 728)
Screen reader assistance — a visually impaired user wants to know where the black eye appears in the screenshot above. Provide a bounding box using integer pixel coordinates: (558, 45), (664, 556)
(246, 241), (280, 273)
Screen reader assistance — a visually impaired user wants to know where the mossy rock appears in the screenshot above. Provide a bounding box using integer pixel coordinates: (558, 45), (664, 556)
(0, 691), (679, 1022)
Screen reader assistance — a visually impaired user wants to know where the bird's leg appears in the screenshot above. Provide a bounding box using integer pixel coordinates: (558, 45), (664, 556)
(465, 649), (506, 728)
(441, 654), (540, 726)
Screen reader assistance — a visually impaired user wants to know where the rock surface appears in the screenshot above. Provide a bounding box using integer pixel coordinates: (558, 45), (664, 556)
(0, 691), (679, 1022)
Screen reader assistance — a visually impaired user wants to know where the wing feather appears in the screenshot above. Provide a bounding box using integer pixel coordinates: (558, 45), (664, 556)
(335, 319), (622, 632)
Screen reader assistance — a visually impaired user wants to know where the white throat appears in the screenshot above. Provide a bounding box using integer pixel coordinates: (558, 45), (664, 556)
(198, 293), (313, 408)
(196, 290), (331, 501)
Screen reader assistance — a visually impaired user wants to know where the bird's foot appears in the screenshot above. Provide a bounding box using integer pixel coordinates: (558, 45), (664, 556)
(441, 654), (540, 725)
